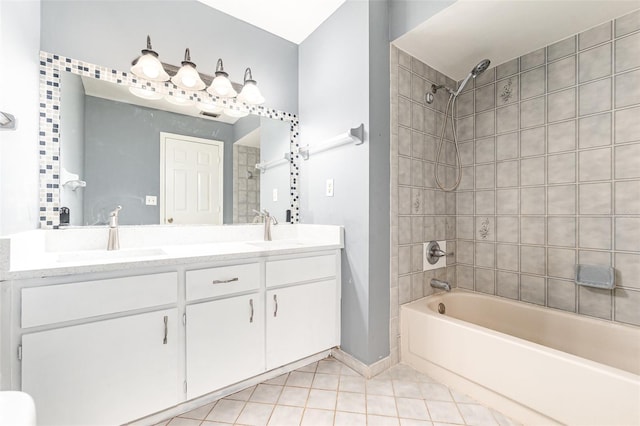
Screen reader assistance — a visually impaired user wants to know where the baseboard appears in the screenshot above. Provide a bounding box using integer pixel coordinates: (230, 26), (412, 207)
(330, 347), (391, 379)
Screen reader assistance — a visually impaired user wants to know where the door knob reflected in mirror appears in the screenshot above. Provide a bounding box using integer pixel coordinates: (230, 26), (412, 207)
(167, 218), (174, 224)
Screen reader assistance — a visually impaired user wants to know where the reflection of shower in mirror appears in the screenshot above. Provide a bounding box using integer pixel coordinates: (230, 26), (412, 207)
(247, 169), (254, 180)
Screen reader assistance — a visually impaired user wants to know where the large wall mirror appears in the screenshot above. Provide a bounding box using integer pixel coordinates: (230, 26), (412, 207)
(38, 52), (300, 228)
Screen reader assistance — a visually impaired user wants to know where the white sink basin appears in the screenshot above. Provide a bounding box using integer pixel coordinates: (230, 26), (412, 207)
(56, 248), (167, 263)
(246, 240), (305, 249)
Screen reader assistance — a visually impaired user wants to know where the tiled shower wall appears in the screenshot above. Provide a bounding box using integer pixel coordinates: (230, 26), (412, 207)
(390, 46), (458, 364)
(233, 145), (261, 223)
(454, 10), (640, 326)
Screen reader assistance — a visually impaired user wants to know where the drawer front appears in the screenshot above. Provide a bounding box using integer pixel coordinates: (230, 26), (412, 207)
(22, 272), (178, 328)
(186, 263), (260, 301)
(266, 254), (336, 288)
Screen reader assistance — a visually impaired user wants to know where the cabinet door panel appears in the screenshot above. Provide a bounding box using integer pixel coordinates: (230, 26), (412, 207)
(186, 294), (265, 399)
(22, 309), (180, 426)
(266, 280), (338, 369)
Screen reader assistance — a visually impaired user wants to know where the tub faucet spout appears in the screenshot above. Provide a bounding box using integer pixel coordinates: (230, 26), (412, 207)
(430, 278), (451, 292)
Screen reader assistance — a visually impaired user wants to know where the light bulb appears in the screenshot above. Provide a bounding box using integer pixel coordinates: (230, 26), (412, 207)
(238, 82), (265, 105)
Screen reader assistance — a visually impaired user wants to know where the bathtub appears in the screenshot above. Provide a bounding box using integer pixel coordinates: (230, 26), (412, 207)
(400, 290), (640, 425)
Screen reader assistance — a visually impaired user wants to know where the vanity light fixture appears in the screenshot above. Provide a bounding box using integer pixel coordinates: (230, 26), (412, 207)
(207, 59), (237, 98)
(130, 35), (170, 82)
(171, 49), (206, 91)
(237, 68), (265, 105)
(128, 86), (164, 100)
(223, 107), (249, 118)
(197, 100), (223, 114)
(0, 111), (16, 130)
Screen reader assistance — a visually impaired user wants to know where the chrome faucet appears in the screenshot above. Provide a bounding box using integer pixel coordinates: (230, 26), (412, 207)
(253, 209), (278, 241)
(107, 205), (122, 251)
(430, 278), (451, 292)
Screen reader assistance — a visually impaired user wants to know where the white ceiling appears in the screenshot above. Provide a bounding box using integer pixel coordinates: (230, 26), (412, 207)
(394, 0), (640, 80)
(197, 0), (347, 44)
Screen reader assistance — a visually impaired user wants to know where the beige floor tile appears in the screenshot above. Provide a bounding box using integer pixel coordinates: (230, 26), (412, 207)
(236, 402), (274, 426)
(336, 391), (366, 414)
(301, 408), (334, 426)
(367, 394), (398, 417)
(334, 411), (367, 426)
(267, 405), (304, 426)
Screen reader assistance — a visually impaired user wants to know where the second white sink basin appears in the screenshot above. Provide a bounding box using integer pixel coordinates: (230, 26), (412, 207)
(56, 248), (167, 263)
(246, 240), (305, 249)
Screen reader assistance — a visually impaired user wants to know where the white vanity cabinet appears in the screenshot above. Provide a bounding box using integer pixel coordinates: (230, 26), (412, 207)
(185, 263), (265, 399)
(265, 254), (339, 369)
(22, 309), (180, 426)
(18, 272), (180, 426)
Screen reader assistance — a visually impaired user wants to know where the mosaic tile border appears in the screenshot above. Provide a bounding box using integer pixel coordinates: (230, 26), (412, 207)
(38, 51), (300, 228)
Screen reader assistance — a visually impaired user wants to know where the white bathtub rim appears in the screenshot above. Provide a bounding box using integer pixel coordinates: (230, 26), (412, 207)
(401, 290), (640, 381)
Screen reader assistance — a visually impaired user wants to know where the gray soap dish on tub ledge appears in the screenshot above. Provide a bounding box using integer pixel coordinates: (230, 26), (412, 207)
(575, 264), (615, 289)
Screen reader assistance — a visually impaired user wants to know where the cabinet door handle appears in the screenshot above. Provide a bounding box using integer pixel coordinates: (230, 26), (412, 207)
(211, 277), (239, 284)
(163, 315), (168, 345)
(249, 298), (254, 323)
(273, 294), (278, 317)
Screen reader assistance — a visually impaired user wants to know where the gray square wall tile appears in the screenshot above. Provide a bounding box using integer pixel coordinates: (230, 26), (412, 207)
(548, 185), (576, 215)
(548, 247), (576, 279)
(579, 286), (612, 320)
(476, 110), (495, 138)
(497, 104), (519, 134)
(497, 189), (519, 214)
(579, 43), (612, 83)
(497, 161), (519, 188)
(579, 148), (611, 182)
(475, 67), (495, 87)
(579, 78), (611, 116)
(615, 32), (640, 73)
(548, 88), (576, 122)
(548, 36), (576, 61)
(548, 56), (575, 92)
(475, 164), (495, 189)
(521, 66), (546, 99)
(547, 217), (576, 247)
(615, 218), (640, 251)
(547, 153), (576, 184)
(496, 58), (519, 79)
(521, 48), (546, 71)
(521, 97), (545, 128)
(497, 132), (519, 159)
(614, 144), (640, 179)
(520, 126), (545, 157)
(615, 107), (640, 144)
(579, 113), (611, 149)
(615, 252), (640, 290)
(615, 9), (640, 37)
(548, 121), (576, 153)
(497, 271), (519, 299)
(579, 182), (611, 215)
(579, 217), (611, 250)
(475, 83), (495, 112)
(548, 279), (576, 312)
(521, 157), (545, 186)
(497, 216), (519, 243)
(521, 216), (545, 245)
(521, 274), (546, 305)
(497, 244), (519, 271)
(521, 187), (546, 214)
(579, 22), (611, 50)
(497, 76), (518, 106)
(476, 137), (495, 163)
(521, 246), (546, 275)
(614, 289), (640, 326)
(615, 180), (640, 215)
(615, 69), (640, 109)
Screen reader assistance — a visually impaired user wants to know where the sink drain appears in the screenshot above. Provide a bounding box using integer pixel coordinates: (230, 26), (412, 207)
(438, 303), (446, 314)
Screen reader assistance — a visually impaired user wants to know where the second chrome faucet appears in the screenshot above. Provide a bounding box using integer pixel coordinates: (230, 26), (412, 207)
(253, 209), (278, 241)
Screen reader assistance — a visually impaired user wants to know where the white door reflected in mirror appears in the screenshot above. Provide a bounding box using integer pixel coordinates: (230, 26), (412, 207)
(160, 132), (223, 225)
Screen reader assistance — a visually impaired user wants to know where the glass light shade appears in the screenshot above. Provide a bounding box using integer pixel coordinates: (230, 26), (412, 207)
(207, 75), (237, 98)
(224, 108), (249, 118)
(237, 81), (265, 105)
(171, 63), (206, 91)
(131, 53), (170, 82)
(164, 94), (195, 107)
(197, 100), (223, 113)
(129, 86), (163, 100)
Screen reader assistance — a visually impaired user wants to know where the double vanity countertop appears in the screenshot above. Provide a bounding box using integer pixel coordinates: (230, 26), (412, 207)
(0, 224), (344, 281)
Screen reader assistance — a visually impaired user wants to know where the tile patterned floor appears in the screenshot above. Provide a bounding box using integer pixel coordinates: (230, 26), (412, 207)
(158, 358), (519, 426)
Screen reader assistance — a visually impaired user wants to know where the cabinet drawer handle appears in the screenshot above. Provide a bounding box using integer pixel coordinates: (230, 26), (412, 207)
(273, 294), (278, 317)
(211, 277), (239, 284)
(249, 298), (254, 323)
(163, 315), (168, 345)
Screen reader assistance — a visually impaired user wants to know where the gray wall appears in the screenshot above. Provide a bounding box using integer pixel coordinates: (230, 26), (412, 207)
(389, 0), (455, 42)
(40, 0), (298, 114)
(59, 73), (85, 226)
(83, 96), (235, 225)
(300, 0), (373, 363)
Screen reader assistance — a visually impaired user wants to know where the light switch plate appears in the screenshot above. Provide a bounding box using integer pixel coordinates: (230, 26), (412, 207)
(272, 188), (278, 202)
(423, 240), (446, 271)
(326, 179), (334, 197)
(145, 195), (157, 206)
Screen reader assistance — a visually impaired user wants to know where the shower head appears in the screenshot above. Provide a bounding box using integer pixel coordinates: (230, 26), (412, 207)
(471, 59), (491, 77)
(454, 59), (491, 96)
